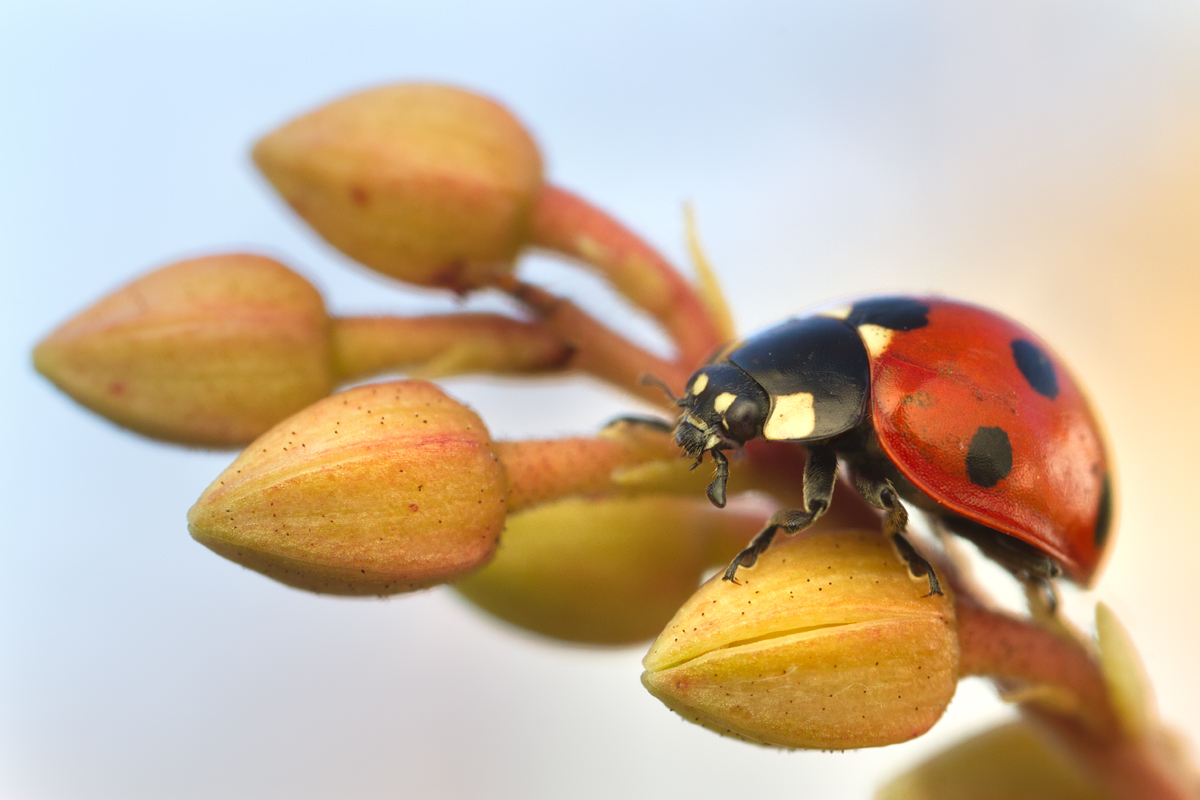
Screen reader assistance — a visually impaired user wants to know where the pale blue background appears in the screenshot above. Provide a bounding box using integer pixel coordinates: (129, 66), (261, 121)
(3, 2), (1200, 798)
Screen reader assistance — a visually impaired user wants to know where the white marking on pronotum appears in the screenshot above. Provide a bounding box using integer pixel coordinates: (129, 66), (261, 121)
(713, 392), (736, 415)
(857, 323), (894, 358)
(762, 392), (816, 440)
(690, 373), (709, 395)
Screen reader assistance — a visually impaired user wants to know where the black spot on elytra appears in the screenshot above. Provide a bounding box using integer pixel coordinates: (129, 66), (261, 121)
(1094, 474), (1113, 550)
(966, 427), (1013, 488)
(846, 297), (930, 331)
(1011, 339), (1059, 399)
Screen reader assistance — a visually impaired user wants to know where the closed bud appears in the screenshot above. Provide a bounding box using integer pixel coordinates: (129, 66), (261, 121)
(33, 255), (332, 446)
(877, 722), (1106, 800)
(454, 495), (770, 645)
(187, 381), (506, 595)
(253, 84), (543, 292)
(641, 529), (958, 749)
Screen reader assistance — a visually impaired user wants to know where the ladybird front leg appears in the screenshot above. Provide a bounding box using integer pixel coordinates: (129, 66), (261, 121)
(722, 446), (837, 584)
(853, 474), (944, 597)
(706, 449), (730, 508)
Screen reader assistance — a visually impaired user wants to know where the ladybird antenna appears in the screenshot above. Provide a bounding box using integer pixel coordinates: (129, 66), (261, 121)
(641, 373), (683, 405)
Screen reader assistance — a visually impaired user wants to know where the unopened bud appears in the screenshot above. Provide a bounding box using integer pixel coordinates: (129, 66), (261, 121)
(454, 495), (769, 645)
(641, 528), (958, 749)
(877, 721), (1106, 800)
(187, 380), (506, 595)
(253, 83), (543, 292)
(33, 254), (332, 446)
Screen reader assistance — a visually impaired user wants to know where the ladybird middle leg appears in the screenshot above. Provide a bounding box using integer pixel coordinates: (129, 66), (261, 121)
(722, 446), (837, 584)
(853, 473), (943, 597)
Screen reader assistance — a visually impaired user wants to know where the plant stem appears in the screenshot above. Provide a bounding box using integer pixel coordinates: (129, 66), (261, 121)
(494, 276), (690, 406)
(530, 184), (725, 368)
(956, 601), (1199, 800)
(331, 314), (571, 382)
(1027, 709), (1199, 800)
(957, 601), (1117, 734)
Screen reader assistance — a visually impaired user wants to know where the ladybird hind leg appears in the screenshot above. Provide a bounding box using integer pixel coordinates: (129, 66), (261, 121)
(940, 516), (1062, 613)
(722, 446), (838, 584)
(853, 473), (943, 597)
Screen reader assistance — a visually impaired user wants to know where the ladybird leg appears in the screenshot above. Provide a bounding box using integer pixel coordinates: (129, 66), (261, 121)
(706, 449), (729, 508)
(940, 516), (1062, 609)
(854, 475), (943, 597)
(1025, 576), (1060, 617)
(601, 415), (674, 433)
(722, 446), (837, 583)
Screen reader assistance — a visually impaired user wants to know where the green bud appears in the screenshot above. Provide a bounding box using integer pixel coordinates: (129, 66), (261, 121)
(454, 495), (767, 645)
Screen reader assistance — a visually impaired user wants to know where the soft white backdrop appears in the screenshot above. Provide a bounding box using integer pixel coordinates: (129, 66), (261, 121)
(3, 2), (1199, 798)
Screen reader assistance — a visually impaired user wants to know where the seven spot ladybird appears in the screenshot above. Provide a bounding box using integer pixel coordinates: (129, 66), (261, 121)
(671, 296), (1113, 598)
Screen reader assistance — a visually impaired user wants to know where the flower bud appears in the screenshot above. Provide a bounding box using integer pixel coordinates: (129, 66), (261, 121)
(33, 254), (333, 446)
(454, 495), (770, 645)
(253, 84), (543, 292)
(187, 380), (506, 595)
(1096, 602), (1156, 741)
(641, 528), (958, 749)
(877, 721), (1106, 800)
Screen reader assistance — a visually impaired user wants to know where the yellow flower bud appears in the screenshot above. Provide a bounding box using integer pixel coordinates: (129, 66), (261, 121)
(1096, 602), (1156, 741)
(187, 380), (506, 595)
(253, 83), (543, 292)
(641, 528), (958, 749)
(454, 495), (769, 645)
(33, 254), (332, 446)
(876, 721), (1106, 800)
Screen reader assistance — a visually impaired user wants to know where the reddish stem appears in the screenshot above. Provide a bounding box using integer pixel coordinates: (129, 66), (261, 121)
(530, 184), (725, 368)
(497, 435), (676, 514)
(957, 602), (1118, 735)
(331, 314), (571, 381)
(1027, 709), (1199, 800)
(495, 276), (690, 406)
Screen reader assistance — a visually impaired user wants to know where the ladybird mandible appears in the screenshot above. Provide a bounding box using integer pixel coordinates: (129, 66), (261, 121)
(672, 296), (1113, 598)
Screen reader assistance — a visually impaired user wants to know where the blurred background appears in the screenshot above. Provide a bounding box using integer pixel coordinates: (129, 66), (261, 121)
(2, 1), (1199, 797)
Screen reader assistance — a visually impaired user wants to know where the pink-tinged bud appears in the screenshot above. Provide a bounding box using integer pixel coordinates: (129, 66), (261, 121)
(33, 255), (332, 446)
(253, 84), (543, 292)
(641, 529), (958, 749)
(877, 721), (1106, 800)
(454, 495), (770, 645)
(187, 381), (506, 595)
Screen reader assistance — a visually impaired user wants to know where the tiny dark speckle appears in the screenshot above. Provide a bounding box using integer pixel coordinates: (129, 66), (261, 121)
(349, 185), (369, 205)
(967, 426), (1013, 488)
(409, 503), (419, 512)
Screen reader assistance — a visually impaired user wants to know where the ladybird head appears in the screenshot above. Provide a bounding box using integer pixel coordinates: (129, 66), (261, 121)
(674, 363), (770, 460)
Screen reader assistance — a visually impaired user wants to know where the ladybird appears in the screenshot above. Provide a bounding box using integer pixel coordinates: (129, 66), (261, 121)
(672, 296), (1113, 598)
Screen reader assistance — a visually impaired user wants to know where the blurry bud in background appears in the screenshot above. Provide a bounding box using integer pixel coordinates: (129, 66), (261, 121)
(187, 381), (506, 595)
(876, 721), (1106, 800)
(454, 494), (772, 645)
(253, 83), (543, 292)
(641, 529), (958, 749)
(33, 254), (576, 447)
(33, 254), (332, 446)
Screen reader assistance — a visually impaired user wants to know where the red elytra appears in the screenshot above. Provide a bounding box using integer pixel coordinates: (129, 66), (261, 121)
(867, 298), (1112, 585)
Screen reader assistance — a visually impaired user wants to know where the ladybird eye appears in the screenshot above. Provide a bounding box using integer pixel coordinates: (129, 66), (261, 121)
(723, 398), (762, 443)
